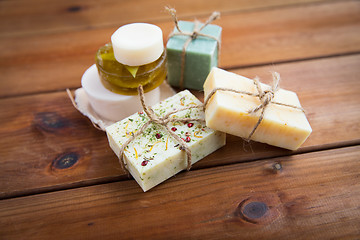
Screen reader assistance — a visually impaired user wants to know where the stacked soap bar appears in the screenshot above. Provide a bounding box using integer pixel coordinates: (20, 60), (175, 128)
(81, 64), (160, 121)
(166, 21), (222, 90)
(111, 23), (164, 66)
(203, 67), (312, 150)
(82, 23), (166, 122)
(106, 90), (226, 192)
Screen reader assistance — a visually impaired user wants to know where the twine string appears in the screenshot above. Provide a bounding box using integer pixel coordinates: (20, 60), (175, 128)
(118, 85), (205, 173)
(203, 72), (305, 141)
(166, 7), (220, 89)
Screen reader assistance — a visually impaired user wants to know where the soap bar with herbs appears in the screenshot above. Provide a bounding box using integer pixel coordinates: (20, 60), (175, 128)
(166, 21), (221, 90)
(106, 90), (226, 192)
(204, 67), (312, 150)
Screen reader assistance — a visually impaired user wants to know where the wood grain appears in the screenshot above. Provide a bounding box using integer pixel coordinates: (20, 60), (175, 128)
(0, 146), (359, 240)
(1, 54), (359, 199)
(0, 92), (124, 199)
(0, 1), (359, 97)
(0, 0), (334, 37)
(1, 0), (359, 238)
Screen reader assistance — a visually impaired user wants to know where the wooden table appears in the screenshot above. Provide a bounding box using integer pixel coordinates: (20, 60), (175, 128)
(1, 0), (359, 239)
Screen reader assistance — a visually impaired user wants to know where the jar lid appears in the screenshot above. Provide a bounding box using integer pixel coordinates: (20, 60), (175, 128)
(111, 23), (164, 66)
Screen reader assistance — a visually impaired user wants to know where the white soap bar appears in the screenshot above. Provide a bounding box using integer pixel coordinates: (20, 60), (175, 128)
(81, 64), (160, 121)
(204, 67), (312, 150)
(106, 90), (226, 192)
(111, 23), (164, 66)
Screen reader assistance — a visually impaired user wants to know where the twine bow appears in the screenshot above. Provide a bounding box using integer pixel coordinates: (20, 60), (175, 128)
(166, 7), (221, 89)
(203, 72), (305, 141)
(118, 85), (204, 173)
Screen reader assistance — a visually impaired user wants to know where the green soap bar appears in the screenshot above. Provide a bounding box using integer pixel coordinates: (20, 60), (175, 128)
(166, 21), (222, 90)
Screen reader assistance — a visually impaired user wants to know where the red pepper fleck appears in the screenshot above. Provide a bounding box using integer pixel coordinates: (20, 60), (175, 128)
(181, 138), (185, 142)
(202, 128), (205, 131)
(171, 127), (177, 131)
(187, 123), (194, 128)
(141, 160), (149, 166)
(185, 136), (191, 142)
(155, 133), (162, 139)
(138, 111), (144, 115)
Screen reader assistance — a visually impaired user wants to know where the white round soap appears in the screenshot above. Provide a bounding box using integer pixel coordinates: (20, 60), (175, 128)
(111, 23), (164, 66)
(81, 64), (160, 121)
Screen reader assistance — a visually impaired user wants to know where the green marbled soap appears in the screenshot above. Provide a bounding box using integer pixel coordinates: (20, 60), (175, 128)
(166, 21), (222, 90)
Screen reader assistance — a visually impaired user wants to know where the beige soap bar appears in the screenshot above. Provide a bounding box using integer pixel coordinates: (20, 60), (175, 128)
(203, 67), (312, 150)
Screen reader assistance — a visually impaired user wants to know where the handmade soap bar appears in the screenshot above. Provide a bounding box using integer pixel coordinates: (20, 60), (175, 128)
(111, 23), (164, 66)
(82, 64), (160, 121)
(203, 67), (312, 150)
(96, 23), (166, 95)
(166, 21), (221, 90)
(106, 90), (226, 192)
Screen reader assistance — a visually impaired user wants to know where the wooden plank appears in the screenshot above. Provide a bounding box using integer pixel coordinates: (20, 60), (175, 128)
(0, 0), (333, 37)
(0, 91), (125, 199)
(0, 1), (359, 97)
(0, 54), (359, 199)
(0, 146), (359, 240)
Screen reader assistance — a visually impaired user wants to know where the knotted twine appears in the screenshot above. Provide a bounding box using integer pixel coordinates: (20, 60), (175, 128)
(166, 7), (221, 89)
(118, 85), (204, 173)
(203, 72), (305, 141)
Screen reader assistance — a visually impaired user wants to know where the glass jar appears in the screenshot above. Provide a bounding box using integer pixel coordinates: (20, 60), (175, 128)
(95, 43), (166, 95)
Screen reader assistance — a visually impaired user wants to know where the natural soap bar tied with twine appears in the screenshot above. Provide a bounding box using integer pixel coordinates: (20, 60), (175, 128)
(203, 67), (312, 150)
(106, 87), (226, 192)
(166, 8), (222, 90)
